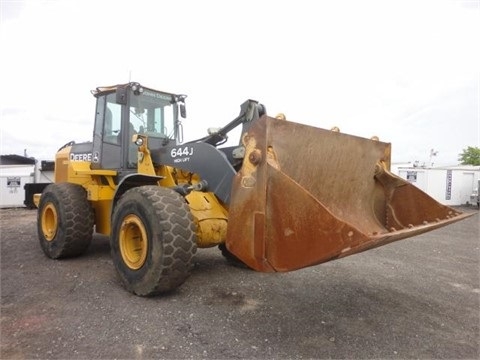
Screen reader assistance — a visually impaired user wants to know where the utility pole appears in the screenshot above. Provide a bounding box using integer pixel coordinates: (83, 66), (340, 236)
(429, 148), (438, 167)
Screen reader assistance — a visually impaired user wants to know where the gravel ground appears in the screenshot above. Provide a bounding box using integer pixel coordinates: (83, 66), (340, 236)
(0, 206), (479, 359)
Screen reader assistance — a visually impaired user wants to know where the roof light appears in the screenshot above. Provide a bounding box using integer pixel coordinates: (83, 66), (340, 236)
(131, 83), (144, 95)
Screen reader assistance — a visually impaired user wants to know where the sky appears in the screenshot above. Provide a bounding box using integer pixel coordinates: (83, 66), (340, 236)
(0, 0), (479, 166)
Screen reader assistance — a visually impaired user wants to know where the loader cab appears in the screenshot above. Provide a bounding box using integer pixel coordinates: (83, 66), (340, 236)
(91, 82), (186, 174)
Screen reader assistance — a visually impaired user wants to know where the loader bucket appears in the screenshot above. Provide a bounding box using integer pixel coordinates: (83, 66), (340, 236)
(225, 116), (472, 272)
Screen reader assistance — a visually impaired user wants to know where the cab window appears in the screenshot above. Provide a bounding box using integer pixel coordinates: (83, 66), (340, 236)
(105, 93), (122, 144)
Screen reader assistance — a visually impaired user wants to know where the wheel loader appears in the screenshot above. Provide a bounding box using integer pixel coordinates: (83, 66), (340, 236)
(35, 82), (472, 296)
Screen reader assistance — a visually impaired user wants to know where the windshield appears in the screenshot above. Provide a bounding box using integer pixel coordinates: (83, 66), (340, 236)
(128, 88), (175, 139)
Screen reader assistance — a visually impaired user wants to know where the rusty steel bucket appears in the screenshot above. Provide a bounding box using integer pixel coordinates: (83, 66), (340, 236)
(225, 116), (472, 272)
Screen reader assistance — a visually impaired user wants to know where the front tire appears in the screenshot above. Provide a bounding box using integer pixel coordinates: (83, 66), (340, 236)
(218, 243), (249, 269)
(37, 183), (94, 259)
(111, 186), (197, 296)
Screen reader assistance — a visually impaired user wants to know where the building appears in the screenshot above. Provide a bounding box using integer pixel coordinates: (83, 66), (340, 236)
(393, 164), (480, 206)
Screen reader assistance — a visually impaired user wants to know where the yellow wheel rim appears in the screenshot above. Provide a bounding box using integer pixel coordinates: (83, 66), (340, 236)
(119, 214), (148, 270)
(41, 202), (58, 241)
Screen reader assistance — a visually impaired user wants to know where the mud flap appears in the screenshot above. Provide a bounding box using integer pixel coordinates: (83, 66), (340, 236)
(225, 116), (472, 272)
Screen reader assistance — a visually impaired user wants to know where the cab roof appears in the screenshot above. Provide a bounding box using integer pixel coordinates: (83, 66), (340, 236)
(90, 82), (172, 97)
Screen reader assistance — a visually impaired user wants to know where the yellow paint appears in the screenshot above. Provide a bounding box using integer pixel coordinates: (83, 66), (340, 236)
(133, 134), (156, 176)
(92, 200), (112, 235)
(119, 214), (148, 270)
(239, 133), (259, 188)
(186, 191), (228, 248)
(40, 202), (58, 241)
(49, 135), (231, 246)
(54, 146), (71, 183)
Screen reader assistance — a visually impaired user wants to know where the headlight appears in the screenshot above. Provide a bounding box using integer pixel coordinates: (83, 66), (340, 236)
(135, 137), (144, 146)
(131, 83), (144, 95)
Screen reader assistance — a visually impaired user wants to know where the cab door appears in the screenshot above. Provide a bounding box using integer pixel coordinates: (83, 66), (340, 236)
(91, 93), (122, 170)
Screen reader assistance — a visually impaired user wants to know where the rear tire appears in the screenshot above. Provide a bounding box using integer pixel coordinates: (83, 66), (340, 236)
(111, 186), (197, 296)
(37, 183), (94, 259)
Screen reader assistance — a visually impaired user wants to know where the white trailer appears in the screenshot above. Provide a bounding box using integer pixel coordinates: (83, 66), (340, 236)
(396, 165), (480, 206)
(0, 155), (54, 208)
(0, 164), (35, 208)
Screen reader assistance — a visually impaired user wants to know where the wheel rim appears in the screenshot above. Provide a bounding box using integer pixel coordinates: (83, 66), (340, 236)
(41, 202), (58, 241)
(119, 214), (148, 270)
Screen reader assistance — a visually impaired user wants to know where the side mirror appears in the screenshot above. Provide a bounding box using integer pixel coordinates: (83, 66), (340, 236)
(180, 103), (186, 118)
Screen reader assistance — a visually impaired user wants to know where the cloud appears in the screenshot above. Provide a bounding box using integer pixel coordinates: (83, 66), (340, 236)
(0, 0), (478, 165)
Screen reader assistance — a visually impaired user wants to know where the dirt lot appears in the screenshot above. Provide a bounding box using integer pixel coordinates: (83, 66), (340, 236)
(1, 206), (479, 359)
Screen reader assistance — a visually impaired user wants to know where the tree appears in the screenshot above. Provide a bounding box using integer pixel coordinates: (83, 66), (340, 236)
(458, 146), (480, 165)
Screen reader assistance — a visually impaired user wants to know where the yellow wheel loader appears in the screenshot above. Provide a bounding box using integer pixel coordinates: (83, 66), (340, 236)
(35, 82), (471, 296)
